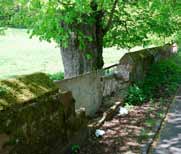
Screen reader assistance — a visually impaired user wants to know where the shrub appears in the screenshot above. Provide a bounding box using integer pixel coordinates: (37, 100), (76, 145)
(124, 52), (181, 105)
(141, 56), (181, 99)
(124, 84), (146, 106)
(48, 72), (64, 81)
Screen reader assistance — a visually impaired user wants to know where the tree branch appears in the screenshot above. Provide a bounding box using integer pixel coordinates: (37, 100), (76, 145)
(103, 0), (118, 35)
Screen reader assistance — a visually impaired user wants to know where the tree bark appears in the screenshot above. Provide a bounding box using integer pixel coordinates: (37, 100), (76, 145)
(61, 12), (104, 79)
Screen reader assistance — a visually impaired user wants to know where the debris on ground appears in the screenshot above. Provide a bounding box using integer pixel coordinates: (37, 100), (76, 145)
(95, 129), (106, 137)
(118, 106), (128, 116)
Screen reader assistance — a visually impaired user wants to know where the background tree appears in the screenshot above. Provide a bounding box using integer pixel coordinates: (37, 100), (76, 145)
(0, 0), (26, 30)
(1, 0), (180, 78)
(0, 0), (12, 34)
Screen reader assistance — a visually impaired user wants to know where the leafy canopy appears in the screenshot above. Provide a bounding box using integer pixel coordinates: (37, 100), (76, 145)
(0, 0), (180, 48)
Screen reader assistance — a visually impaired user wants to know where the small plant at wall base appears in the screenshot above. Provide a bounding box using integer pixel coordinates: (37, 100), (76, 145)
(48, 72), (64, 81)
(124, 84), (146, 106)
(71, 144), (80, 154)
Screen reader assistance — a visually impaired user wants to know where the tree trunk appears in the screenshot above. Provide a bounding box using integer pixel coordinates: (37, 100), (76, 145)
(61, 12), (104, 79)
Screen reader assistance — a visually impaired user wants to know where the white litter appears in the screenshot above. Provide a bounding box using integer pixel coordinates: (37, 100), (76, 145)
(95, 129), (105, 137)
(118, 107), (128, 116)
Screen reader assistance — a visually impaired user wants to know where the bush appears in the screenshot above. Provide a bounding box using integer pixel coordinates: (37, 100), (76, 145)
(124, 84), (146, 105)
(48, 72), (64, 81)
(141, 56), (181, 99)
(124, 53), (181, 105)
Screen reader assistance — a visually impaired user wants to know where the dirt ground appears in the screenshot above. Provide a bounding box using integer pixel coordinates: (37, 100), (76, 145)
(79, 95), (170, 154)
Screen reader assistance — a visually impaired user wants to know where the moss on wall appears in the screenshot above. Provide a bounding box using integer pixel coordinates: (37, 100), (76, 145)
(0, 73), (57, 110)
(0, 73), (87, 154)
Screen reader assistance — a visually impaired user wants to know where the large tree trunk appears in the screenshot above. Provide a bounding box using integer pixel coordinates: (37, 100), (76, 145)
(61, 12), (104, 79)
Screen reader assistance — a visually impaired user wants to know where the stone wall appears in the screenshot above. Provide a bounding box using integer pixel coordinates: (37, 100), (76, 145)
(0, 73), (87, 154)
(102, 44), (175, 97)
(0, 72), (57, 110)
(55, 71), (103, 116)
(55, 44), (175, 116)
(0, 44), (175, 154)
(118, 44), (174, 82)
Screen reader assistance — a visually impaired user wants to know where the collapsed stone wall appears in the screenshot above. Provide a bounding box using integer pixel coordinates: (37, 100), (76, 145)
(55, 44), (176, 116)
(0, 73), (87, 154)
(0, 44), (175, 154)
(0, 44), (176, 153)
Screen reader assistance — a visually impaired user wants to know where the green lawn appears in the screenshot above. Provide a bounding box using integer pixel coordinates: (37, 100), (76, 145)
(0, 28), (129, 79)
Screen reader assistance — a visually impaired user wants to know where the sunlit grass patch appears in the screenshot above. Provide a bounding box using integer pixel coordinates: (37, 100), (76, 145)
(0, 28), (128, 79)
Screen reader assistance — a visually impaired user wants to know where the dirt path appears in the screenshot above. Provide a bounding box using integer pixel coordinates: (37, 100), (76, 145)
(79, 95), (170, 154)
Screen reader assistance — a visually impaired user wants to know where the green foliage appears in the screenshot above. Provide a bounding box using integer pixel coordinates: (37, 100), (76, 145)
(125, 52), (181, 105)
(1, 0), (180, 48)
(124, 84), (146, 106)
(142, 55), (181, 99)
(48, 72), (64, 81)
(0, 0), (28, 29)
(173, 30), (181, 45)
(104, 0), (181, 48)
(85, 53), (93, 60)
(71, 144), (80, 154)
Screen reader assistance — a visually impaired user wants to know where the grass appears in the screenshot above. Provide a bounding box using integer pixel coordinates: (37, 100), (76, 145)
(0, 28), (129, 79)
(0, 28), (63, 79)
